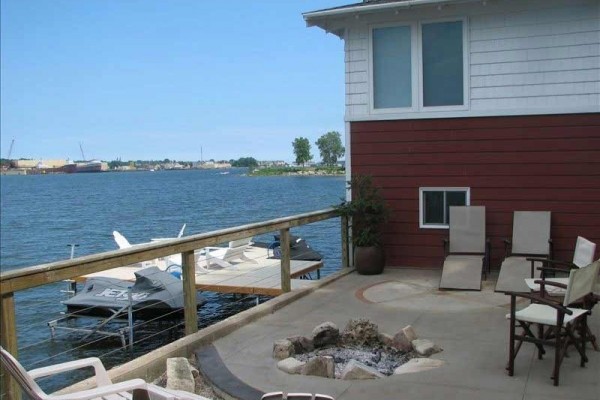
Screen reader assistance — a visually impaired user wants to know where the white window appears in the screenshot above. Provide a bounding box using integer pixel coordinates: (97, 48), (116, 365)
(419, 187), (470, 229)
(371, 19), (468, 112)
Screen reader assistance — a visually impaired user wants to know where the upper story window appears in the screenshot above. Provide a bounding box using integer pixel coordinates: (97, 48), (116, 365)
(371, 19), (467, 112)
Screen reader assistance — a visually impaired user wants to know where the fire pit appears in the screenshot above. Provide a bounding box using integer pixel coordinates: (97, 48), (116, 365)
(273, 319), (444, 380)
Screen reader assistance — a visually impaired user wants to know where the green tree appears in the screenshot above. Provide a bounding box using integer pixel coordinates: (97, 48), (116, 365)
(292, 137), (312, 166)
(232, 157), (258, 167)
(316, 131), (345, 167)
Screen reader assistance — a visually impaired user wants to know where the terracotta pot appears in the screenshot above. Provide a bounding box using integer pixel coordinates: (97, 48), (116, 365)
(354, 246), (385, 275)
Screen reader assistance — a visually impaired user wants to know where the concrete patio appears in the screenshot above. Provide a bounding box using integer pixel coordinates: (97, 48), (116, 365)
(203, 268), (599, 400)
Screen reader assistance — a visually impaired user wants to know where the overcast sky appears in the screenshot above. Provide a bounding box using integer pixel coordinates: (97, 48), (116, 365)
(1, 0), (348, 162)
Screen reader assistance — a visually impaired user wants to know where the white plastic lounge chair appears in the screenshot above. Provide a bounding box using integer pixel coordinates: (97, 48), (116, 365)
(0, 346), (209, 400)
(439, 206), (489, 290)
(506, 259), (600, 386)
(196, 237), (256, 272)
(495, 211), (552, 293)
(113, 228), (186, 270)
(113, 231), (133, 250)
(261, 393), (334, 400)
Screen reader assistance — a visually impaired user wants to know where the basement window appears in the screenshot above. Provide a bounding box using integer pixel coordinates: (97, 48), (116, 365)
(419, 188), (470, 229)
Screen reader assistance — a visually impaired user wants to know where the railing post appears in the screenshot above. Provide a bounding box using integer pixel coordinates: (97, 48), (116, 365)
(341, 215), (349, 268)
(181, 251), (198, 335)
(279, 229), (291, 293)
(1, 293), (21, 400)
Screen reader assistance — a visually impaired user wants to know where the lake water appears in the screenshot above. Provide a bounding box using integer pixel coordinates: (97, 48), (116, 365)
(0, 169), (345, 393)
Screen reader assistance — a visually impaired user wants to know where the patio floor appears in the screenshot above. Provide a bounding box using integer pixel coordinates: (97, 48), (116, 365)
(205, 268), (599, 400)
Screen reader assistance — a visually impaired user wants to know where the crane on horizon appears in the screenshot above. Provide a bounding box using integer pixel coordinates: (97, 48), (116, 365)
(79, 142), (86, 161)
(6, 138), (15, 160)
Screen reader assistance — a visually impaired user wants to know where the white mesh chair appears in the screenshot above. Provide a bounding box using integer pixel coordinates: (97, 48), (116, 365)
(506, 259), (600, 386)
(439, 206), (489, 290)
(0, 346), (208, 400)
(495, 211), (552, 292)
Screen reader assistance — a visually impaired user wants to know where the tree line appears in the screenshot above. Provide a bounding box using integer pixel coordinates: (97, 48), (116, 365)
(292, 131), (344, 167)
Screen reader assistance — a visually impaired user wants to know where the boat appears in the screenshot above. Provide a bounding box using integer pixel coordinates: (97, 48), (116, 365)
(63, 267), (206, 320)
(265, 234), (323, 261)
(63, 160), (104, 173)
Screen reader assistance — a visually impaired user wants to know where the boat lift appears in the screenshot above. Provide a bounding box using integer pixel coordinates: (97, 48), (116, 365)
(48, 286), (135, 350)
(49, 244), (134, 349)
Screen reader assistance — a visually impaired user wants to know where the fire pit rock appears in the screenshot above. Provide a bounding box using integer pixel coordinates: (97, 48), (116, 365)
(340, 318), (379, 347)
(312, 322), (339, 348)
(274, 319), (443, 380)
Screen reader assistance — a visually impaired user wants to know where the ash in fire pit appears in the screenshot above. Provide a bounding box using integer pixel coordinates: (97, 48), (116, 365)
(273, 319), (444, 380)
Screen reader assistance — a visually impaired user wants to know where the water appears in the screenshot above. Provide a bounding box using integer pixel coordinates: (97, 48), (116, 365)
(0, 169), (345, 392)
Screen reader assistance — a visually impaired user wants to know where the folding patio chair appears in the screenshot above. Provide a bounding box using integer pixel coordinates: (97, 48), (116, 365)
(524, 236), (596, 295)
(524, 237), (599, 350)
(0, 346), (209, 400)
(439, 206), (489, 290)
(495, 211), (552, 293)
(506, 259), (600, 386)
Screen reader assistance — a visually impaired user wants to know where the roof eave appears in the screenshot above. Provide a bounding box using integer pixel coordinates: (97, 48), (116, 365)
(304, 0), (480, 34)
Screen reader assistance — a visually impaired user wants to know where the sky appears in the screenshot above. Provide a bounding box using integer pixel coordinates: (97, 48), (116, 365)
(0, 0), (349, 163)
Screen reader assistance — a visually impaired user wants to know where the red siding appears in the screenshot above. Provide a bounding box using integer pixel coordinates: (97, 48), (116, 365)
(351, 113), (600, 269)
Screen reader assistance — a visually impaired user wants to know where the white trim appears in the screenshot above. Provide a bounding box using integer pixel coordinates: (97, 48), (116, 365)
(303, 0), (479, 21)
(344, 105), (600, 122)
(419, 187), (471, 229)
(345, 121), (351, 202)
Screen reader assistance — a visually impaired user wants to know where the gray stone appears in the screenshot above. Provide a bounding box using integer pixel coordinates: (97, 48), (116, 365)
(378, 332), (394, 347)
(411, 339), (442, 356)
(312, 322), (339, 348)
(277, 357), (306, 374)
(286, 335), (314, 354)
(301, 356), (335, 378)
(340, 318), (379, 346)
(273, 339), (295, 360)
(166, 357), (195, 393)
(391, 331), (413, 352)
(393, 358), (445, 375)
(340, 360), (385, 380)
(401, 325), (418, 342)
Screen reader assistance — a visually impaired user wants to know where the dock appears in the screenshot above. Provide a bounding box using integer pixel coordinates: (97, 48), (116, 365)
(76, 244), (322, 297)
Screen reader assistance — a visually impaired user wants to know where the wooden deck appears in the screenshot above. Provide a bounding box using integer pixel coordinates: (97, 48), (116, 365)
(77, 245), (322, 297)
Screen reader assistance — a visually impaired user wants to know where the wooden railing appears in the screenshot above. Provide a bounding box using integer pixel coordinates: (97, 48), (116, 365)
(0, 208), (349, 400)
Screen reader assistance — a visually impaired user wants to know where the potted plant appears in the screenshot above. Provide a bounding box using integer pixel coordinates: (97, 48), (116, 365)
(335, 175), (391, 275)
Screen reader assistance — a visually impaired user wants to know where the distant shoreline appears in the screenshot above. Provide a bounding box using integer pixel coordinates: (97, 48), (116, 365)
(248, 167), (345, 177)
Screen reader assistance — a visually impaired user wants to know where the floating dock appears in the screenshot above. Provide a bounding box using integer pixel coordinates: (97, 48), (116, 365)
(76, 245), (322, 297)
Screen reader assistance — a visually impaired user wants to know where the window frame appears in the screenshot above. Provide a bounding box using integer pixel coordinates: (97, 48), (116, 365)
(369, 22), (419, 114)
(419, 187), (471, 229)
(368, 17), (469, 114)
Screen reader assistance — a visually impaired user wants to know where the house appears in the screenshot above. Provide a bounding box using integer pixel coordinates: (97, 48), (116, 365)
(304, 0), (600, 268)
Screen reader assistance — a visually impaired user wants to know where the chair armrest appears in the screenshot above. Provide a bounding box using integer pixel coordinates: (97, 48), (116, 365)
(51, 379), (148, 400)
(533, 279), (568, 290)
(536, 266), (573, 275)
(530, 258), (576, 269)
(505, 291), (573, 315)
(28, 357), (112, 386)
